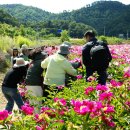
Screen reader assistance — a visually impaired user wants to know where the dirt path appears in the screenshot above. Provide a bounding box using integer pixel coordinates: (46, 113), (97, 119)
(0, 73), (7, 110)
(0, 73), (19, 111)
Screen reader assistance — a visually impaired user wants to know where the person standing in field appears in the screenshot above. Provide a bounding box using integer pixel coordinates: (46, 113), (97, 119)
(25, 48), (47, 113)
(2, 58), (28, 112)
(41, 44), (77, 97)
(82, 30), (112, 85)
(11, 48), (19, 66)
(20, 44), (29, 61)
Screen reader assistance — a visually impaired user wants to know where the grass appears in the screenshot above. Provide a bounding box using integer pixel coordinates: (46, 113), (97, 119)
(0, 35), (130, 53)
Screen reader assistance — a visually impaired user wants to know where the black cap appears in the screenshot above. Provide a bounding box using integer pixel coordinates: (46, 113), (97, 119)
(13, 48), (18, 51)
(84, 30), (95, 37)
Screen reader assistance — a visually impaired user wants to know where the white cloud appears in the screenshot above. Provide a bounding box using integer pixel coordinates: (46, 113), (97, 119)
(0, 0), (129, 13)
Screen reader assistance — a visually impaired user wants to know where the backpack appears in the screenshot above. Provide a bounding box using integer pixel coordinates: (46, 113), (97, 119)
(90, 41), (109, 69)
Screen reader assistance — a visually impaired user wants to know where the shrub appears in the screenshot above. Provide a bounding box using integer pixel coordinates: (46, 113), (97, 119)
(60, 30), (70, 42)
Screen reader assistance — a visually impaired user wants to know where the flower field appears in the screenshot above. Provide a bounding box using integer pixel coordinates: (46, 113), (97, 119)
(0, 44), (130, 130)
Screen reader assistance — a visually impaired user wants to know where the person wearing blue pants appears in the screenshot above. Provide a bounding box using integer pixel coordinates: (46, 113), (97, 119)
(2, 58), (28, 112)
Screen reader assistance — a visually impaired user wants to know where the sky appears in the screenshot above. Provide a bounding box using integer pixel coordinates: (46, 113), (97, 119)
(0, 0), (130, 13)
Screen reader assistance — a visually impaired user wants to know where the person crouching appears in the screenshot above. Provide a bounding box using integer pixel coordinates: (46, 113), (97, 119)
(2, 58), (28, 112)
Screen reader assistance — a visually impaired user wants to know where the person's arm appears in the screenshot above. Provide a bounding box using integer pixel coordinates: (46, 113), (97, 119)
(103, 42), (112, 62)
(63, 60), (77, 76)
(82, 45), (91, 66)
(41, 57), (50, 69)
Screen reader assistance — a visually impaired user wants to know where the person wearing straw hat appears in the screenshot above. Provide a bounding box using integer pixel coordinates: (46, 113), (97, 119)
(20, 44), (29, 61)
(2, 58), (28, 112)
(41, 44), (77, 97)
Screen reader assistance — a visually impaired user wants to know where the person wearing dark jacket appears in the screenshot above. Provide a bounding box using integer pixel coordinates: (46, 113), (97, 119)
(82, 30), (112, 85)
(25, 49), (47, 113)
(2, 58), (28, 112)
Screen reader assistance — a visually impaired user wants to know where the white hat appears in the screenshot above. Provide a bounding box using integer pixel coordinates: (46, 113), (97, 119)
(14, 58), (29, 68)
(21, 44), (28, 50)
(57, 44), (70, 55)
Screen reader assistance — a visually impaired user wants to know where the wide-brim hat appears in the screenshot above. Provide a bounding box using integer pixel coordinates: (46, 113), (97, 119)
(62, 41), (72, 48)
(13, 58), (29, 68)
(57, 44), (70, 55)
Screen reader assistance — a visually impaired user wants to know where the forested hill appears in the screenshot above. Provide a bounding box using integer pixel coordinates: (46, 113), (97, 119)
(0, 1), (130, 36)
(56, 1), (130, 36)
(0, 4), (55, 23)
(0, 9), (18, 26)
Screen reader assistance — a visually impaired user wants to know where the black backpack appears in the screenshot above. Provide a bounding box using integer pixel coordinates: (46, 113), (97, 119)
(90, 41), (109, 69)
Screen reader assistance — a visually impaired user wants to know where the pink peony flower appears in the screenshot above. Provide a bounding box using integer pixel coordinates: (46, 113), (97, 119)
(35, 126), (43, 130)
(0, 110), (9, 121)
(110, 80), (122, 87)
(96, 101), (103, 110)
(85, 86), (95, 95)
(40, 107), (56, 117)
(103, 105), (115, 113)
(99, 92), (113, 101)
(87, 76), (96, 82)
(74, 105), (90, 115)
(71, 100), (103, 115)
(59, 98), (67, 106)
(125, 101), (130, 107)
(54, 98), (66, 106)
(57, 85), (64, 90)
(102, 116), (115, 128)
(21, 104), (34, 115)
(124, 68), (130, 78)
(34, 114), (43, 123)
(18, 87), (27, 97)
(85, 101), (97, 112)
(96, 84), (108, 91)
(108, 121), (116, 127)
(76, 75), (83, 79)
(55, 120), (64, 123)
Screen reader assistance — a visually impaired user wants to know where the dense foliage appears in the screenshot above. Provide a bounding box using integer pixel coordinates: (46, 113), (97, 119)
(0, 44), (130, 129)
(0, 10), (18, 26)
(0, 1), (130, 36)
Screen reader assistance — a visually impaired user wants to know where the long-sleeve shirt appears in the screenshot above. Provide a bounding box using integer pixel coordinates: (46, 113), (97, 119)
(41, 53), (77, 86)
(2, 67), (27, 88)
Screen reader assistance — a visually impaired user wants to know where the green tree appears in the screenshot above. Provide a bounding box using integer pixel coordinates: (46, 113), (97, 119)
(60, 30), (70, 42)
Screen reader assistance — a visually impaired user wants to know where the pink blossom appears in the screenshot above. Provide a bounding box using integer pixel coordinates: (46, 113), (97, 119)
(125, 101), (130, 107)
(70, 99), (82, 107)
(34, 114), (43, 123)
(85, 101), (97, 112)
(99, 92), (113, 101)
(103, 105), (115, 113)
(124, 68), (130, 78)
(55, 120), (64, 123)
(35, 126), (43, 130)
(85, 86), (95, 95)
(108, 121), (116, 127)
(96, 84), (108, 91)
(76, 75), (83, 79)
(0, 110), (9, 121)
(71, 100), (102, 115)
(70, 58), (81, 63)
(87, 76), (96, 82)
(18, 87), (27, 97)
(40, 107), (56, 117)
(74, 105), (90, 115)
(96, 101), (103, 110)
(54, 98), (66, 106)
(102, 116), (115, 128)
(57, 85), (64, 90)
(21, 104), (34, 115)
(110, 80), (122, 87)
